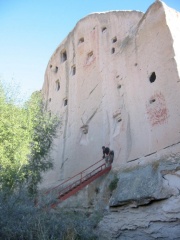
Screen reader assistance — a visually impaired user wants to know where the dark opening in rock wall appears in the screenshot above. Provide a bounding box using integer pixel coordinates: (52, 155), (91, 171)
(149, 72), (156, 83)
(149, 99), (156, 104)
(72, 65), (76, 75)
(78, 37), (84, 44)
(61, 50), (67, 62)
(112, 36), (117, 43)
(111, 48), (115, 54)
(56, 80), (60, 91)
(55, 66), (58, 73)
(102, 27), (107, 33)
(64, 98), (68, 106)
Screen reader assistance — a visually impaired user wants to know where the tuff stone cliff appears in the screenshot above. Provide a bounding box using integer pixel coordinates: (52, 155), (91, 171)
(42, 1), (180, 238)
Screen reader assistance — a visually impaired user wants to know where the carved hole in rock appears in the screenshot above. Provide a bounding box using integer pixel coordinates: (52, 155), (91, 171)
(61, 50), (67, 62)
(117, 84), (121, 89)
(78, 37), (84, 44)
(112, 36), (117, 43)
(111, 48), (115, 54)
(134, 63), (138, 66)
(64, 98), (68, 106)
(86, 51), (94, 65)
(113, 111), (121, 123)
(149, 98), (156, 104)
(149, 72), (156, 83)
(71, 65), (76, 75)
(55, 66), (58, 73)
(116, 75), (119, 78)
(56, 80), (60, 91)
(88, 51), (93, 57)
(102, 27), (107, 33)
(81, 125), (88, 134)
(49, 98), (51, 102)
(50, 64), (52, 68)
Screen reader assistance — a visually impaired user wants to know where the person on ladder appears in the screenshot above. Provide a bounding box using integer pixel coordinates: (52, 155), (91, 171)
(102, 146), (114, 167)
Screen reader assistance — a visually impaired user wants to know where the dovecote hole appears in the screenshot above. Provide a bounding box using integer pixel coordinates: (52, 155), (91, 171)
(72, 65), (76, 76)
(111, 48), (115, 54)
(149, 72), (156, 83)
(102, 27), (107, 33)
(61, 50), (67, 62)
(112, 36), (117, 43)
(78, 37), (84, 44)
(87, 51), (93, 62)
(64, 98), (68, 106)
(81, 125), (88, 134)
(88, 51), (93, 57)
(56, 80), (60, 91)
(86, 51), (94, 65)
(149, 98), (156, 104)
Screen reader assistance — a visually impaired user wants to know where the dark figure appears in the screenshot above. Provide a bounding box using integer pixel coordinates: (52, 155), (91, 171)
(109, 150), (114, 164)
(102, 146), (110, 159)
(102, 146), (106, 159)
(104, 147), (110, 155)
(102, 146), (114, 167)
(102, 147), (110, 166)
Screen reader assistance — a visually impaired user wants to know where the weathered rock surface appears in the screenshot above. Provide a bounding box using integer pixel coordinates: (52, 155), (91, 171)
(110, 160), (180, 207)
(42, 0), (180, 189)
(97, 197), (180, 239)
(96, 158), (180, 239)
(41, 0), (180, 239)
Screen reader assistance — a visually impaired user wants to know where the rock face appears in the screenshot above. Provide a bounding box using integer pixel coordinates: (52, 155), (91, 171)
(96, 156), (180, 239)
(42, 1), (180, 239)
(97, 197), (180, 240)
(42, 0), (180, 187)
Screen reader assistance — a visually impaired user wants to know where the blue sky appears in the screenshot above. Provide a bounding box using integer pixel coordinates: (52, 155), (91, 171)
(0, 0), (180, 99)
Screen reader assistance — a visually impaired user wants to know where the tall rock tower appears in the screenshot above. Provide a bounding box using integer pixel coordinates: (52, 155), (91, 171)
(42, 0), (180, 189)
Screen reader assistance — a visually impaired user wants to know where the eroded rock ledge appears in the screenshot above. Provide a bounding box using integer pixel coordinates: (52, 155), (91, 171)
(97, 158), (180, 239)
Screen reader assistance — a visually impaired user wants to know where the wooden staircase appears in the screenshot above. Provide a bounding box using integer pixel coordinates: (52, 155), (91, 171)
(43, 159), (111, 208)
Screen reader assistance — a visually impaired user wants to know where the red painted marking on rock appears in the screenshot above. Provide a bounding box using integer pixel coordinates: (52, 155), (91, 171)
(146, 92), (168, 126)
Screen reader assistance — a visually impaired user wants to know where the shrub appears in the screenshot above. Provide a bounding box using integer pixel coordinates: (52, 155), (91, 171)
(0, 189), (99, 240)
(109, 175), (119, 192)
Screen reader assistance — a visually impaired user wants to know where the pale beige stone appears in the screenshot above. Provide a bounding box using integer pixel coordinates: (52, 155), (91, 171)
(41, 1), (180, 188)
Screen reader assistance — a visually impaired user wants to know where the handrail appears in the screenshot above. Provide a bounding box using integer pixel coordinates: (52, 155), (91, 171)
(57, 163), (106, 197)
(45, 158), (104, 194)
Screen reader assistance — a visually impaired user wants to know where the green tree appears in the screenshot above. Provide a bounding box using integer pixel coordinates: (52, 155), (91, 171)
(0, 83), (30, 190)
(24, 91), (59, 195)
(0, 82), (59, 194)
